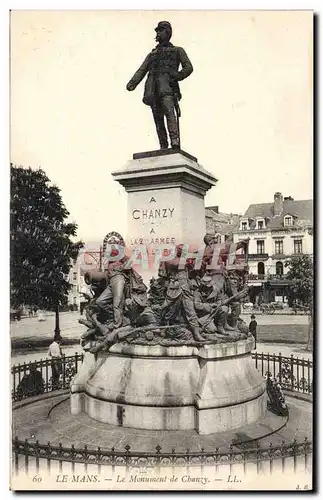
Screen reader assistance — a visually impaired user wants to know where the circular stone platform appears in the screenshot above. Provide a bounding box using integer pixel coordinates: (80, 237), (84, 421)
(13, 393), (312, 453)
(70, 337), (266, 435)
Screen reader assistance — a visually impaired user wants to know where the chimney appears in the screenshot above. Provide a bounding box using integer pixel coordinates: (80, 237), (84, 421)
(274, 192), (283, 215)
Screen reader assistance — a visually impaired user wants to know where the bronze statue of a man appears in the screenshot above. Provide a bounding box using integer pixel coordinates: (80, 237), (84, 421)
(126, 21), (193, 149)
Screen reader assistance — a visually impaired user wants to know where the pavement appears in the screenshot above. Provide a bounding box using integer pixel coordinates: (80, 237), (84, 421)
(10, 311), (83, 341)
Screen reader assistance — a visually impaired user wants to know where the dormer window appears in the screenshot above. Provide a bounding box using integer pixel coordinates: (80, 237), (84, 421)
(256, 218), (266, 230)
(240, 219), (249, 231)
(284, 215), (293, 227)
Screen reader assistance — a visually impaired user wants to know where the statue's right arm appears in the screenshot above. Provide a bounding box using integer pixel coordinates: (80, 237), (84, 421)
(194, 291), (212, 314)
(126, 54), (151, 90)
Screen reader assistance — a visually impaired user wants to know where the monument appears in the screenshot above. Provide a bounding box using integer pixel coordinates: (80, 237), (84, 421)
(114, 21), (217, 282)
(71, 21), (266, 435)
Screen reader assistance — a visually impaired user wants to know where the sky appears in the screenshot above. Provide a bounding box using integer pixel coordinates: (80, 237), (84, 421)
(10, 10), (313, 245)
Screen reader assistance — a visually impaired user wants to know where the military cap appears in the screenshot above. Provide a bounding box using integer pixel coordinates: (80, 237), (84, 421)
(133, 294), (148, 308)
(155, 21), (172, 32)
(203, 233), (216, 245)
(200, 275), (213, 287)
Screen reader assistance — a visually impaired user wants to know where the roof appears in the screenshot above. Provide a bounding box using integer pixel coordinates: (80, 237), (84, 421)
(243, 199), (313, 230)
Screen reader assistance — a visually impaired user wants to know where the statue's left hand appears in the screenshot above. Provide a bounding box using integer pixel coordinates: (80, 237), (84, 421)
(126, 82), (136, 91)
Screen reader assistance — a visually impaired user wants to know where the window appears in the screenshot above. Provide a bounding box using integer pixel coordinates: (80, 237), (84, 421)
(241, 222), (247, 231)
(276, 262), (284, 276)
(294, 239), (303, 254)
(284, 216), (292, 227)
(257, 262), (265, 275)
(73, 272), (77, 281)
(257, 240), (265, 254)
(275, 240), (284, 255)
(257, 220), (264, 229)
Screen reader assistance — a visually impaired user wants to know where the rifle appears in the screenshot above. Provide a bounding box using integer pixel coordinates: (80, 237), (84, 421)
(200, 288), (248, 333)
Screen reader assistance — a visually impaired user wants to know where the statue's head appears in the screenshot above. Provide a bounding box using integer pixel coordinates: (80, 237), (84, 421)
(200, 275), (213, 292)
(203, 233), (216, 246)
(155, 21), (172, 43)
(102, 231), (125, 259)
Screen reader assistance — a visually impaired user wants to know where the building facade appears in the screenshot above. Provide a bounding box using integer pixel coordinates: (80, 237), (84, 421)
(205, 206), (241, 243)
(67, 259), (90, 309)
(232, 193), (313, 303)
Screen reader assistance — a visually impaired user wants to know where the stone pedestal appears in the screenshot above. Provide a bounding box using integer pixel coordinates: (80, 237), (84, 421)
(70, 338), (266, 435)
(112, 149), (217, 282)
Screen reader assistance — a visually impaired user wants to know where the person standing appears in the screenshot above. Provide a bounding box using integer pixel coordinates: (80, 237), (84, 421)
(48, 338), (63, 390)
(249, 314), (258, 349)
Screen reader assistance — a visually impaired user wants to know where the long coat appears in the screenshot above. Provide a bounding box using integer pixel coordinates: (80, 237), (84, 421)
(127, 42), (193, 106)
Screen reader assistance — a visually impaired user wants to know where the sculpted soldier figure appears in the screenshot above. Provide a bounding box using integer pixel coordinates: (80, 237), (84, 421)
(126, 21), (193, 149)
(194, 275), (231, 335)
(84, 233), (146, 330)
(158, 244), (204, 342)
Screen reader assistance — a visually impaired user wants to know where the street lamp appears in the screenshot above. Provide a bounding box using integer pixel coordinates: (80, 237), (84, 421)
(54, 303), (61, 340)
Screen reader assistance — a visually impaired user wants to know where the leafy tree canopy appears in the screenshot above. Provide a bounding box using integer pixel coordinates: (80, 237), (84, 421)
(285, 255), (313, 309)
(10, 165), (84, 309)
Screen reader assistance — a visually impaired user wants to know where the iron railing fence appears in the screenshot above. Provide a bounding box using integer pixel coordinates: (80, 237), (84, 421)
(252, 352), (313, 395)
(12, 437), (312, 478)
(11, 353), (84, 402)
(11, 351), (313, 402)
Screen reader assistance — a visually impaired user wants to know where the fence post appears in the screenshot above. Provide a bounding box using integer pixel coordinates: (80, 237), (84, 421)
(24, 438), (29, 476)
(278, 353), (282, 386)
(62, 355), (66, 389)
(290, 355), (294, 391)
(46, 442), (51, 474)
(111, 447), (116, 475)
(75, 352), (79, 373)
(13, 436), (19, 477)
(292, 438), (297, 474)
(83, 444), (88, 474)
(45, 359), (49, 393)
(308, 360), (311, 394)
(171, 449), (175, 475)
(58, 442), (63, 473)
(229, 444), (233, 475)
(215, 447), (219, 475)
(125, 445), (131, 474)
(269, 442), (273, 475)
(303, 437), (309, 473)
(242, 443), (247, 475)
(200, 447), (205, 476)
(155, 445), (161, 474)
(95, 446), (101, 475)
(71, 444), (76, 474)
(281, 440), (285, 474)
(35, 440), (40, 474)
(186, 448), (190, 475)
(256, 442), (260, 475)
(12, 366), (16, 401)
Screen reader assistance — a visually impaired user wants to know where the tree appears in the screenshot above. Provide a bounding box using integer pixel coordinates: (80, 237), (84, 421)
(285, 255), (314, 350)
(10, 165), (84, 339)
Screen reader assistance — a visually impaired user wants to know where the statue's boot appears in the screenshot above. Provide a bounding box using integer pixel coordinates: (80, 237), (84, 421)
(192, 327), (206, 343)
(171, 139), (180, 149)
(81, 327), (97, 340)
(216, 325), (229, 335)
